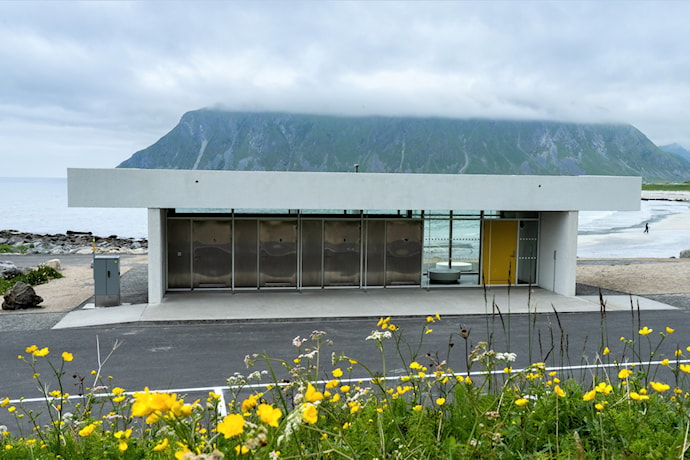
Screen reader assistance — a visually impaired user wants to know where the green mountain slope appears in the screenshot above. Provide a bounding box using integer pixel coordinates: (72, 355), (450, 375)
(117, 110), (690, 182)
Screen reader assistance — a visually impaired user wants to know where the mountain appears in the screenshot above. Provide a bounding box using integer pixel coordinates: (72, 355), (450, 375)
(659, 143), (690, 163)
(117, 109), (690, 182)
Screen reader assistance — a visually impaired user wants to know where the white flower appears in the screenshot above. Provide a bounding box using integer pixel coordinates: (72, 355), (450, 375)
(496, 352), (517, 362)
(366, 330), (392, 341)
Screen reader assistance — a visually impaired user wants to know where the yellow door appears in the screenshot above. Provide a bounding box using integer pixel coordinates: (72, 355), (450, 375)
(482, 221), (518, 285)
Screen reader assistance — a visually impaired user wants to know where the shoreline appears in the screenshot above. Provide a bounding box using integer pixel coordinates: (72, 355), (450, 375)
(0, 229), (147, 255)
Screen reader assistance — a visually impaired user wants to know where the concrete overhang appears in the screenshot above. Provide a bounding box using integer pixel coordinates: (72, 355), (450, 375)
(68, 168), (641, 212)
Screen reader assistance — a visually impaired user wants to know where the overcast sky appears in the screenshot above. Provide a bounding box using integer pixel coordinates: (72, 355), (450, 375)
(2, 1), (690, 177)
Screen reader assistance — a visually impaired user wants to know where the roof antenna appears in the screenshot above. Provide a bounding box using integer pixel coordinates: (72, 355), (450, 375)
(354, 164), (359, 173)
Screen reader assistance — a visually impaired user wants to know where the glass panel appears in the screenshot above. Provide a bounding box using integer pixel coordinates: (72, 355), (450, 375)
(451, 219), (480, 275)
(423, 216), (450, 274)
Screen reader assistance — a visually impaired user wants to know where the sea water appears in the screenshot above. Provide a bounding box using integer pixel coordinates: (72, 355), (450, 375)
(2, 177), (689, 257)
(1, 177), (147, 238)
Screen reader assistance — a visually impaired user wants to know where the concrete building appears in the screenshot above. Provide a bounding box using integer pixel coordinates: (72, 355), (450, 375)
(68, 168), (640, 306)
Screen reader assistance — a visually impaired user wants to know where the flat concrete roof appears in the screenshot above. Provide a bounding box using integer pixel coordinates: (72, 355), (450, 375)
(68, 168), (641, 212)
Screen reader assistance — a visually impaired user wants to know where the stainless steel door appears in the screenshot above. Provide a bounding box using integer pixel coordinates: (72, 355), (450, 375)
(167, 219), (191, 289)
(260, 220), (297, 287)
(324, 220), (361, 286)
(386, 220), (422, 285)
(192, 220), (231, 288)
(365, 220), (385, 286)
(301, 220), (323, 287)
(234, 220), (258, 288)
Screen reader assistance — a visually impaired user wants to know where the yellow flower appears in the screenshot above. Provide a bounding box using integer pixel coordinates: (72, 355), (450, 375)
(241, 393), (260, 412)
(257, 403), (282, 427)
(650, 381), (670, 393)
(426, 316), (435, 323)
(112, 387), (125, 396)
(216, 413), (245, 438)
(582, 390), (596, 401)
(602, 347), (610, 355)
(340, 385), (351, 393)
(675, 349), (683, 357)
(680, 364), (690, 374)
(666, 327), (675, 334)
(595, 382), (612, 395)
(377, 316), (390, 328)
(618, 368), (632, 379)
(436, 397), (446, 406)
(61, 352), (73, 362)
(25, 345), (38, 354)
(114, 428), (132, 452)
(331, 393), (341, 402)
(302, 403), (318, 424)
(630, 392), (649, 401)
(595, 403), (605, 411)
(332, 368), (343, 378)
(638, 326), (653, 336)
(0, 397), (9, 407)
(553, 385), (565, 397)
(661, 358), (670, 366)
(409, 361), (423, 370)
(153, 438), (169, 452)
(435, 312), (441, 321)
(503, 367), (512, 374)
(425, 329), (433, 334)
(412, 404), (423, 411)
(33, 347), (50, 357)
(78, 423), (97, 437)
(175, 444), (192, 460)
(235, 445), (249, 455)
(305, 384), (324, 403)
(515, 398), (528, 407)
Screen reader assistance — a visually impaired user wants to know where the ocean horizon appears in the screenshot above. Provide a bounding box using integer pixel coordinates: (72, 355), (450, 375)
(2, 177), (689, 258)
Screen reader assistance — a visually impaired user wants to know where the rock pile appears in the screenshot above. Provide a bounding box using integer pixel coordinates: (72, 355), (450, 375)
(0, 230), (147, 255)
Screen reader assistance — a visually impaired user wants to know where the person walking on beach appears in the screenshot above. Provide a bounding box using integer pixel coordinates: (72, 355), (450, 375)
(644, 222), (649, 233)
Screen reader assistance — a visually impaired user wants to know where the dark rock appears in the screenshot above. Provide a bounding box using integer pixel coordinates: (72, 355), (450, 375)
(2, 282), (43, 310)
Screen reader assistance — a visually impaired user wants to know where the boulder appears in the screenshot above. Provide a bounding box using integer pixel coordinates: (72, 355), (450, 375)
(2, 282), (43, 310)
(680, 249), (690, 259)
(40, 259), (62, 271)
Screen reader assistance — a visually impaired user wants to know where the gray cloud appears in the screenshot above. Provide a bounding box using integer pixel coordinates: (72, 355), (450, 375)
(2, 1), (690, 177)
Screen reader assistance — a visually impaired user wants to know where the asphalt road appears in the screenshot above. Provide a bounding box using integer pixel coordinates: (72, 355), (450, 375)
(1, 308), (688, 398)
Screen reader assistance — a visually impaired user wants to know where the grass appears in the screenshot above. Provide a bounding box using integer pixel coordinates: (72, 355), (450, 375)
(0, 265), (63, 296)
(0, 244), (30, 254)
(2, 304), (690, 458)
(642, 182), (690, 192)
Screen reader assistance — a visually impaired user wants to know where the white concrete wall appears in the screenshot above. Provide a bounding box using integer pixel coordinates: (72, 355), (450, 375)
(147, 208), (166, 305)
(68, 168), (641, 212)
(538, 211), (579, 296)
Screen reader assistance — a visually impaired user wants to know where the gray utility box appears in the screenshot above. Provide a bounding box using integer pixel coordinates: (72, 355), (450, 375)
(94, 255), (120, 307)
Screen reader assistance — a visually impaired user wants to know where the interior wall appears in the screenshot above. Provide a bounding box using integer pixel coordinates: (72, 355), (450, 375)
(538, 211), (578, 296)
